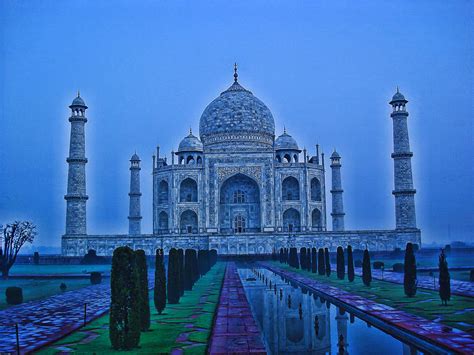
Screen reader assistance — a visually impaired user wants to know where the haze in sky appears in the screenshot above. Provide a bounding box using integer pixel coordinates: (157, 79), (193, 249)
(1, 0), (472, 248)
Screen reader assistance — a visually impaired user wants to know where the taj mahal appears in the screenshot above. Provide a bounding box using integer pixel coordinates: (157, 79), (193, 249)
(62, 66), (421, 256)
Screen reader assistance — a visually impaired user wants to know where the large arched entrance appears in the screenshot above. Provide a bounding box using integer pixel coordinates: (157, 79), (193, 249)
(283, 208), (301, 233)
(219, 173), (261, 233)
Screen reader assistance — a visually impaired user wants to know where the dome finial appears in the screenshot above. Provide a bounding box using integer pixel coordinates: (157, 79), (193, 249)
(234, 62), (238, 82)
(283, 126), (287, 134)
(77, 90), (80, 97)
(189, 127), (192, 135)
(396, 86), (399, 93)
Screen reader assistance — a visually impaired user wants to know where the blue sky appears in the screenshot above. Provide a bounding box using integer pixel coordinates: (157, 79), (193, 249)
(0, 0), (472, 247)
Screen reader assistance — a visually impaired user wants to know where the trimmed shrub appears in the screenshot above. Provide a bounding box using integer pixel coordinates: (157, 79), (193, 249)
(392, 263), (404, 273)
(362, 249), (372, 287)
(347, 245), (354, 282)
(6, 287), (23, 305)
(33, 252), (40, 265)
(184, 249), (194, 291)
(60, 282), (67, 291)
(81, 249), (106, 265)
(300, 248), (307, 270)
(318, 248), (325, 275)
(354, 260), (362, 268)
(154, 249), (166, 314)
(470, 269), (474, 282)
(336, 246), (345, 280)
(109, 246), (141, 349)
(439, 249), (451, 306)
(404, 243), (417, 297)
(90, 272), (102, 284)
(167, 248), (180, 304)
(135, 249), (150, 332)
(373, 261), (385, 270)
(324, 248), (331, 277)
(177, 249), (184, 297)
(311, 248), (317, 273)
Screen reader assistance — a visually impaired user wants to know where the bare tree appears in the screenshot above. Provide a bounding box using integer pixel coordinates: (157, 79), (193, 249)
(1, 221), (36, 279)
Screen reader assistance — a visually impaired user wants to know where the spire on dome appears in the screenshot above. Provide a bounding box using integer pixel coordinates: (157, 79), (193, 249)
(189, 127), (193, 136)
(234, 63), (238, 82)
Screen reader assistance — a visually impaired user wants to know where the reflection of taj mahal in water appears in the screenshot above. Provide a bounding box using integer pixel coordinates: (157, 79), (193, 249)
(62, 65), (421, 256)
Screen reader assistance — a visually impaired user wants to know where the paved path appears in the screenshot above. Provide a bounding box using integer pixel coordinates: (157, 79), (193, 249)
(0, 274), (153, 354)
(262, 262), (474, 355)
(209, 262), (266, 354)
(354, 267), (474, 298)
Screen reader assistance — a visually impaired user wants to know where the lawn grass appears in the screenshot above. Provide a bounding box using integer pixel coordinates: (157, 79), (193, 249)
(0, 278), (93, 310)
(9, 264), (111, 275)
(38, 262), (226, 354)
(269, 261), (474, 333)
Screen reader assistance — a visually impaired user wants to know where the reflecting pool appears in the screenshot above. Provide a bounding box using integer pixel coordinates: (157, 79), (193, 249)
(239, 268), (426, 355)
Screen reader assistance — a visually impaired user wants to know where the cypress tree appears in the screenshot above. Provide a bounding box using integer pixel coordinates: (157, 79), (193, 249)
(184, 249), (193, 291)
(109, 246), (141, 349)
(318, 248), (325, 275)
(192, 249), (199, 284)
(167, 248), (180, 304)
(198, 250), (205, 276)
(404, 243), (417, 297)
(177, 249), (185, 297)
(154, 248), (166, 315)
(336, 246), (345, 280)
(135, 250), (150, 332)
(279, 248), (284, 263)
(438, 249), (451, 306)
(289, 248), (299, 269)
(300, 248), (306, 270)
(210, 249), (218, 267)
(324, 248), (331, 276)
(311, 247), (317, 273)
(362, 248), (372, 286)
(285, 248), (289, 264)
(347, 245), (355, 282)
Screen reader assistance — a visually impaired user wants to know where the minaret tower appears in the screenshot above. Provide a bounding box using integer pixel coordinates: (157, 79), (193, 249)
(65, 92), (88, 235)
(128, 153), (142, 235)
(330, 150), (345, 231)
(390, 88), (417, 229)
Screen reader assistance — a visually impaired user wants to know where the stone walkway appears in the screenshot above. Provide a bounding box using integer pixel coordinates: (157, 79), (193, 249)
(262, 262), (474, 355)
(354, 267), (474, 298)
(0, 274), (153, 354)
(208, 262), (266, 354)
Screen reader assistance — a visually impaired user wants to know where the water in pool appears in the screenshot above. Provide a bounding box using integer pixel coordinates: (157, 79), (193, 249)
(239, 268), (425, 355)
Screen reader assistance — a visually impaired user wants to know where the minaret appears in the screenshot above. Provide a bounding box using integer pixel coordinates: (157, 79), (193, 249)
(65, 92), (88, 235)
(390, 88), (416, 229)
(128, 153), (142, 235)
(330, 150), (345, 231)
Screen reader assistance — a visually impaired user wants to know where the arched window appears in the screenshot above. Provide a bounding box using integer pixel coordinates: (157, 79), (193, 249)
(233, 190), (246, 203)
(283, 154), (291, 163)
(158, 180), (169, 204)
(282, 176), (300, 201)
(196, 156), (202, 164)
(180, 178), (198, 202)
(283, 208), (301, 233)
(312, 208), (322, 230)
(276, 155), (282, 163)
(234, 215), (246, 233)
(180, 210), (198, 234)
(187, 155), (195, 164)
(310, 177), (322, 201)
(158, 211), (168, 232)
(293, 154), (298, 163)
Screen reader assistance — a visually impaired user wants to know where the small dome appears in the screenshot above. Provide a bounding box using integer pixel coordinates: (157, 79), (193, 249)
(178, 130), (203, 152)
(390, 88), (407, 104)
(70, 93), (87, 107)
(331, 150), (341, 159)
(275, 130), (299, 151)
(130, 153), (140, 161)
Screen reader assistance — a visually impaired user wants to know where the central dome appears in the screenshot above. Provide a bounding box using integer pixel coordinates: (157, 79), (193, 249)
(199, 75), (275, 150)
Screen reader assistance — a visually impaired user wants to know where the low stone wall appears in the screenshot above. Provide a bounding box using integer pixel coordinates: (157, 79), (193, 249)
(62, 229), (421, 256)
